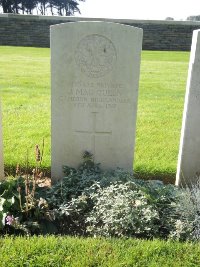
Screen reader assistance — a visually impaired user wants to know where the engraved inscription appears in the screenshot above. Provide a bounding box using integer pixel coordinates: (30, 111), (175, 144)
(75, 34), (117, 78)
(58, 81), (131, 109)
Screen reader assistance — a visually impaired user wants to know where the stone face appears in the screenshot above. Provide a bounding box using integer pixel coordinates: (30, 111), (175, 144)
(51, 21), (143, 180)
(0, 101), (4, 179)
(176, 29), (200, 186)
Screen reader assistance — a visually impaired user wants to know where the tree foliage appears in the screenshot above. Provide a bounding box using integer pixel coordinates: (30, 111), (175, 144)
(187, 15), (200, 21)
(0, 0), (85, 15)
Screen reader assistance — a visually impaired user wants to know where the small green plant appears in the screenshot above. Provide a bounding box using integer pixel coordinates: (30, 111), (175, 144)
(0, 142), (56, 235)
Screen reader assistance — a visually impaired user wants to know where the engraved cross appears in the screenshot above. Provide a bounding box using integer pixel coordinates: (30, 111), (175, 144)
(75, 112), (112, 160)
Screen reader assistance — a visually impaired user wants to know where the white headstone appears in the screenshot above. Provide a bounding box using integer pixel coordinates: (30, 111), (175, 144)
(51, 21), (143, 180)
(176, 29), (200, 186)
(0, 101), (4, 179)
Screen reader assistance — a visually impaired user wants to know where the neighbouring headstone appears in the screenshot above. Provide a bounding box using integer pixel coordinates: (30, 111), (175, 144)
(176, 29), (200, 186)
(0, 101), (4, 179)
(51, 21), (143, 180)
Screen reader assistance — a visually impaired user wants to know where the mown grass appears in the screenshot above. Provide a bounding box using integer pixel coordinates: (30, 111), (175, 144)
(0, 46), (51, 175)
(0, 236), (200, 266)
(135, 51), (189, 182)
(0, 46), (189, 181)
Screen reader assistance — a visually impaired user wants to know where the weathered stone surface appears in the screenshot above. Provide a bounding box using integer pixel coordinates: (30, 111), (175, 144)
(0, 101), (4, 179)
(176, 29), (200, 186)
(51, 21), (142, 180)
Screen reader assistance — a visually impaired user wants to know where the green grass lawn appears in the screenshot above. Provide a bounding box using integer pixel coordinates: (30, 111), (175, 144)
(0, 236), (200, 266)
(0, 46), (51, 175)
(135, 51), (189, 182)
(0, 46), (189, 181)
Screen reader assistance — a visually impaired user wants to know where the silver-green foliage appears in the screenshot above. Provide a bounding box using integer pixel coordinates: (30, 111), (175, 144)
(86, 182), (159, 237)
(56, 164), (179, 238)
(84, 180), (179, 238)
(170, 179), (200, 241)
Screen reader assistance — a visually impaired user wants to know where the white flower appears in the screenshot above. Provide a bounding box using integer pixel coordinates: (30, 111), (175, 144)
(135, 200), (142, 207)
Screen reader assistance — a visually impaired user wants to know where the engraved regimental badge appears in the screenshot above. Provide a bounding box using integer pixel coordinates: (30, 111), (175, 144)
(75, 34), (117, 78)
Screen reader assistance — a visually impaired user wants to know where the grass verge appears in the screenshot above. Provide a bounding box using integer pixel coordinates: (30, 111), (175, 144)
(0, 236), (200, 266)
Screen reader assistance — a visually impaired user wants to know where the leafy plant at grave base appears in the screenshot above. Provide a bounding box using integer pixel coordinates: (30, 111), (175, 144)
(85, 181), (180, 238)
(46, 151), (136, 206)
(85, 182), (159, 238)
(168, 178), (200, 241)
(44, 151), (181, 238)
(0, 142), (58, 235)
(0, 177), (22, 232)
(3, 148), (200, 240)
(44, 151), (143, 235)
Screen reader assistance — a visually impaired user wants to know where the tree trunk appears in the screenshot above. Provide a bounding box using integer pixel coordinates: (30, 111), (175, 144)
(2, 0), (13, 13)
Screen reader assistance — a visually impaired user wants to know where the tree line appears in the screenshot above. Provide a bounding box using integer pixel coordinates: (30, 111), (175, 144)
(0, 0), (85, 16)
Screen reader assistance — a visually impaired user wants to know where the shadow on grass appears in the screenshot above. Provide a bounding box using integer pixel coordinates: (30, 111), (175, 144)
(134, 170), (176, 185)
(5, 164), (176, 185)
(4, 164), (51, 178)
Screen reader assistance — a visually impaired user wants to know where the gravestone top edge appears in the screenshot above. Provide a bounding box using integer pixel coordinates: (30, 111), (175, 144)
(189, 29), (200, 65)
(193, 29), (200, 34)
(50, 21), (143, 33)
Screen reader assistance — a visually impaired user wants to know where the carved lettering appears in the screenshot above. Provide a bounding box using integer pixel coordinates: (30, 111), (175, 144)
(60, 81), (131, 109)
